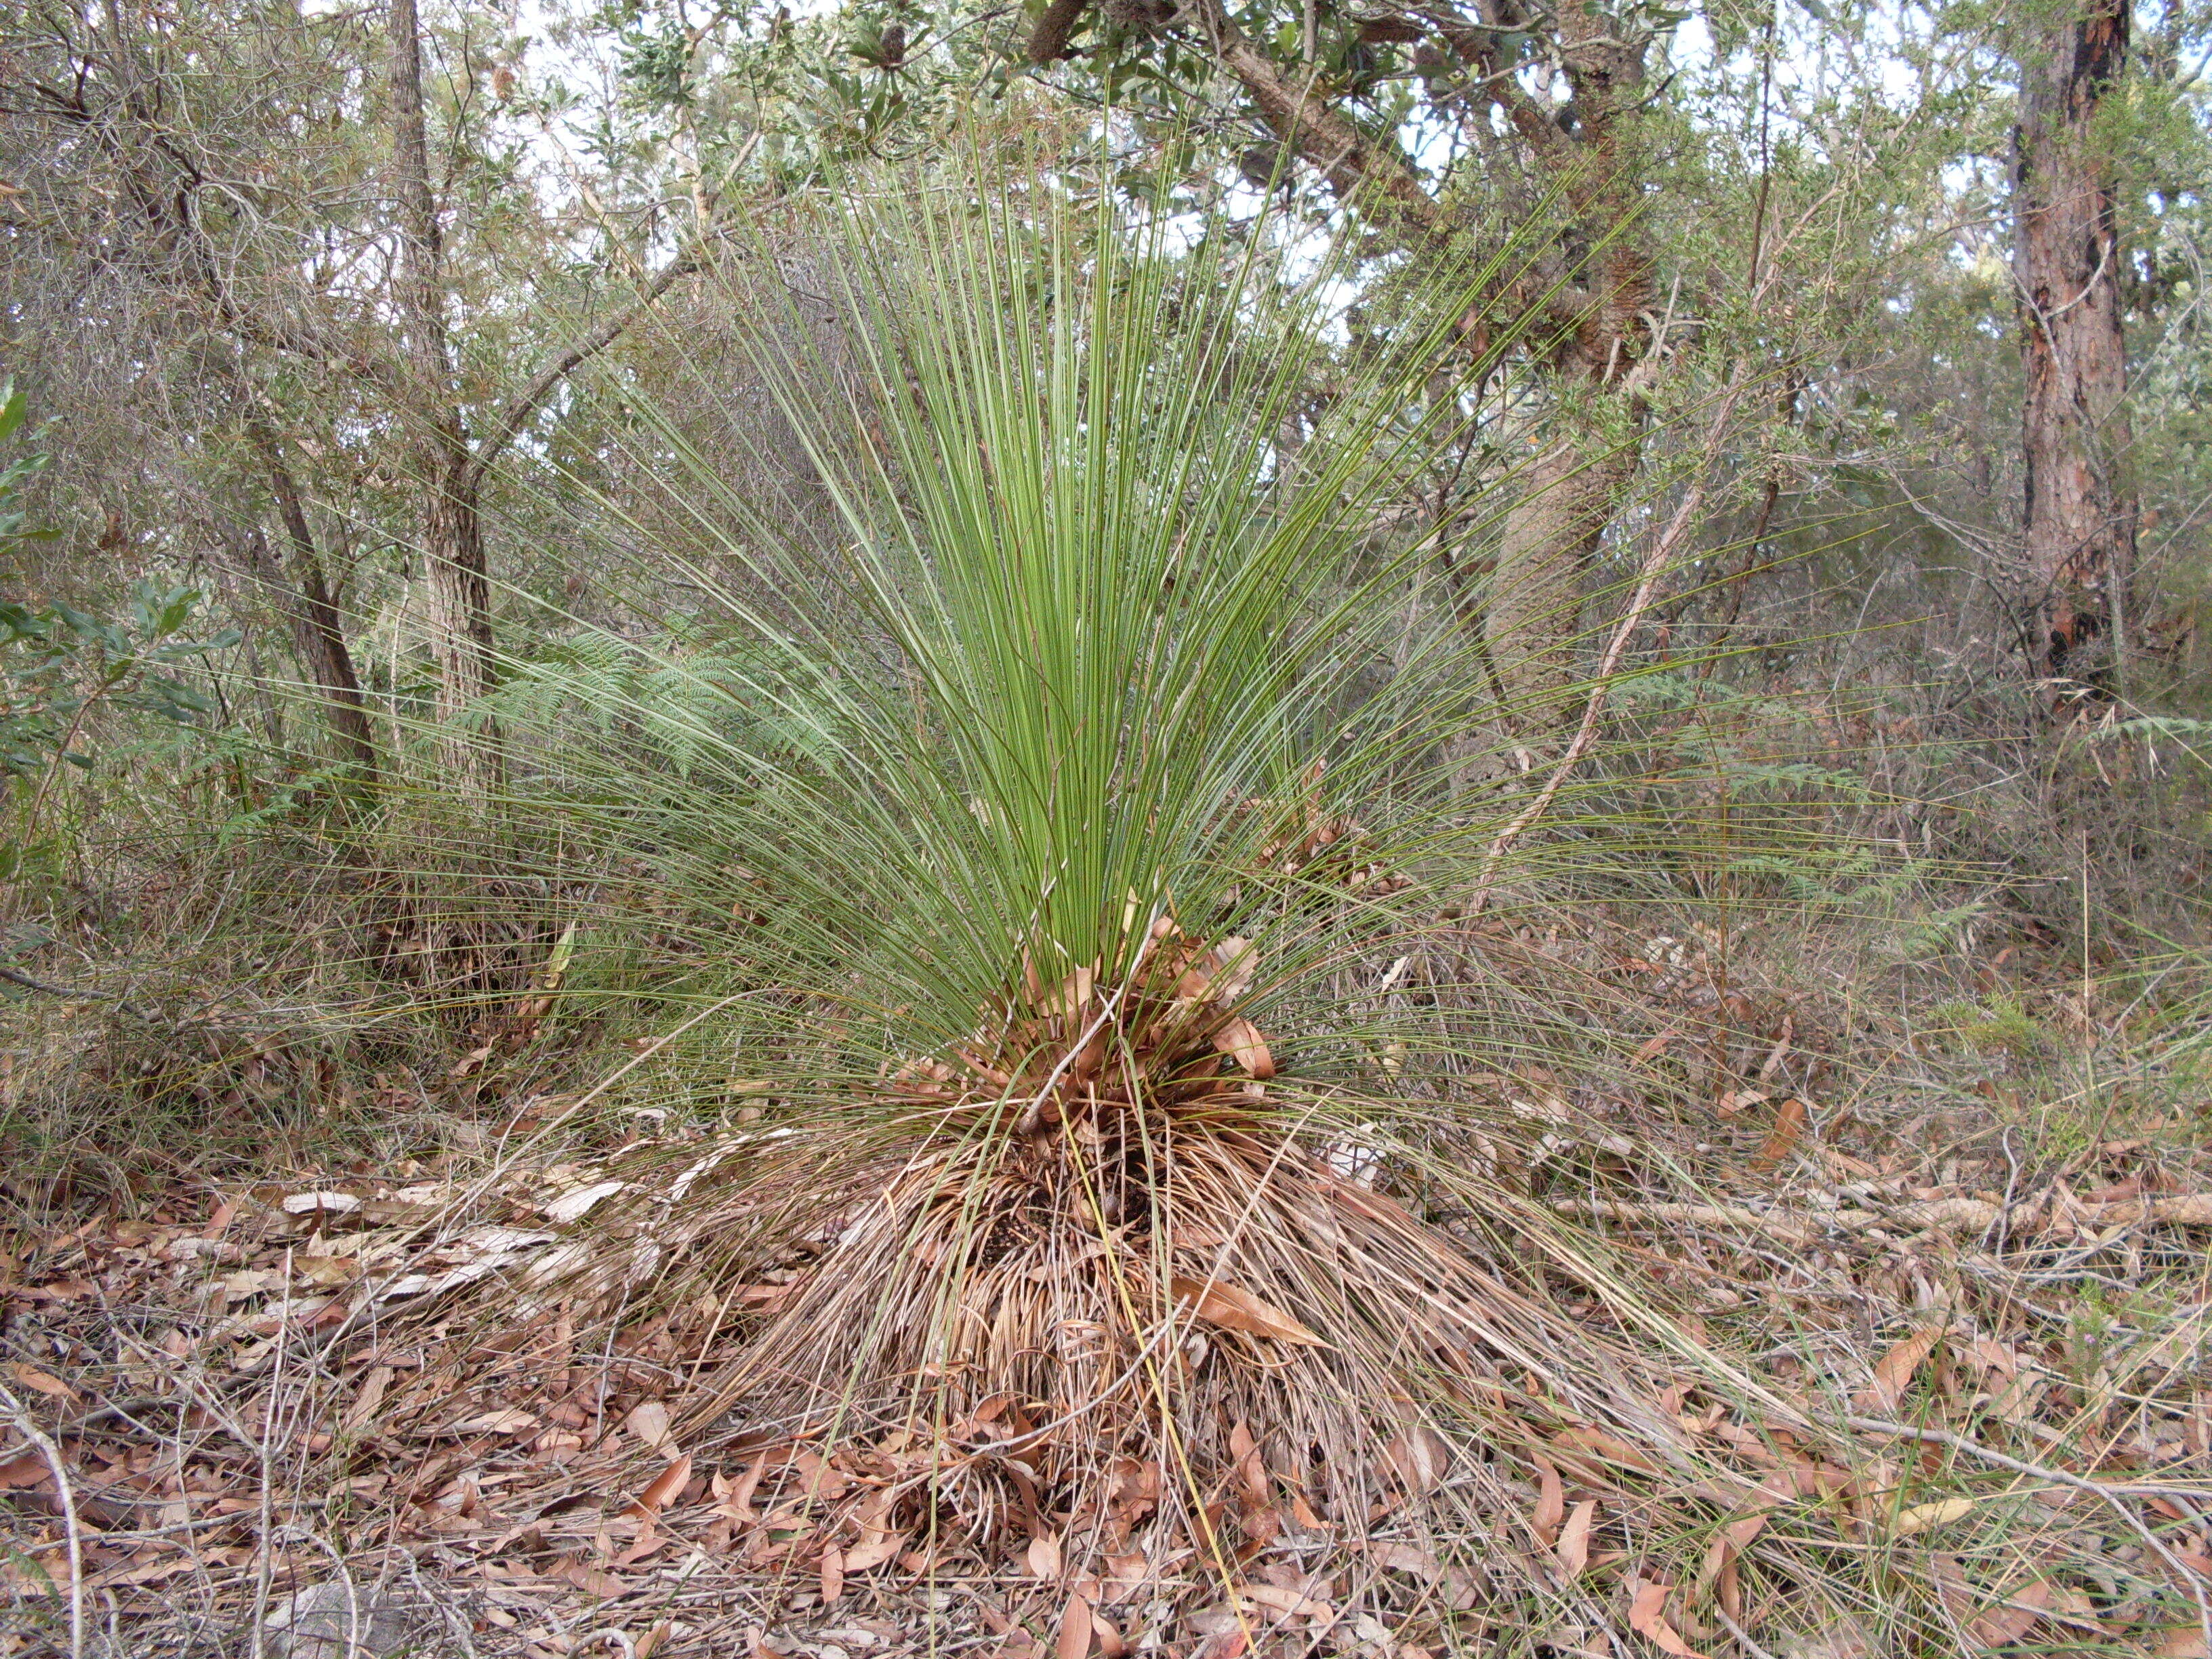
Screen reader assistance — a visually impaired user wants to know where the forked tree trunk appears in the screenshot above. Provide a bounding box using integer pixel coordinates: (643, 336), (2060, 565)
(247, 422), (382, 782)
(2015, 0), (2136, 695)
(389, 0), (501, 794)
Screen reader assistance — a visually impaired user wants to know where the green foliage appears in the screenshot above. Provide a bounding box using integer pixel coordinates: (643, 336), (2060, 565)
(0, 381), (56, 567)
(506, 156), (1520, 1082)
(0, 526), (241, 879)
(1929, 992), (2050, 1062)
(0, 583), (240, 779)
(492, 621), (844, 779)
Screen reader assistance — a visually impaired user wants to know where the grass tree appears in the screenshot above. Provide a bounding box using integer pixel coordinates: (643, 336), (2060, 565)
(418, 157), (1795, 1618)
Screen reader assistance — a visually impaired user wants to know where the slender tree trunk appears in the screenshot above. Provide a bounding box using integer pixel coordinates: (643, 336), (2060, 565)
(2015, 0), (2135, 697)
(388, 0), (500, 792)
(245, 422), (382, 782)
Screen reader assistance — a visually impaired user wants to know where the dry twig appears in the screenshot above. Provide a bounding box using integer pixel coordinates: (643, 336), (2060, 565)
(0, 1376), (85, 1659)
(1849, 1415), (2212, 1651)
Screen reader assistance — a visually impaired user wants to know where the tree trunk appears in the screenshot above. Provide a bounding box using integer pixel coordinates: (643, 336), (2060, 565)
(1473, 0), (1654, 762)
(247, 421), (382, 782)
(2015, 0), (2135, 695)
(423, 455), (499, 752)
(1486, 429), (1637, 762)
(1193, 0), (1654, 765)
(388, 0), (500, 792)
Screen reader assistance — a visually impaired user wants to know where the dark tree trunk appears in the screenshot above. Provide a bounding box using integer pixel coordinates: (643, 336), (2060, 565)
(389, 0), (500, 793)
(2015, 0), (2136, 695)
(246, 421), (382, 781)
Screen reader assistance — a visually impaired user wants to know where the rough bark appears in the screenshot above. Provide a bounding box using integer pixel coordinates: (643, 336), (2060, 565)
(2015, 0), (2135, 695)
(1475, 0), (1654, 754)
(1486, 434), (1637, 758)
(389, 0), (501, 794)
(1027, 0), (1090, 63)
(245, 420), (382, 782)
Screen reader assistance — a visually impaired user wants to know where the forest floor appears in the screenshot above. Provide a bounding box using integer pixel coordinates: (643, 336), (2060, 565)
(4, 907), (2210, 1659)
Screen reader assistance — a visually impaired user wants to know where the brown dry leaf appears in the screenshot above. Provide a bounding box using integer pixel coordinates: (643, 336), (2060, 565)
(293, 1254), (359, 1290)
(85, 1555), (204, 1592)
(1551, 1424), (1658, 1476)
(616, 1518), (662, 1567)
(345, 1364), (394, 1431)
(1171, 1275), (1326, 1346)
(716, 1451), (769, 1521)
(0, 1452), (51, 1490)
(1631, 1031), (1677, 1064)
(1627, 1579), (1710, 1659)
(1240, 1582), (1336, 1621)
(1382, 1425), (1449, 1494)
(1211, 1017), (1275, 1079)
(1029, 1532), (1064, 1580)
(1229, 1420), (1269, 1504)
(1852, 1326), (1940, 1414)
(636, 1624), (672, 1659)
(1100, 1552), (1149, 1602)
(625, 1400), (674, 1451)
(1748, 1099), (1807, 1174)
(1532, 1458), (1565, 1547)
(1057, 1591), (1094, 1659)
(559, 1559), (628, 1601)
(2156, 1629), (2211, 1658)
(1370, 1541), (1439, 1580)
(1723, 1509), (1769, 1551)
(819, 1542), (844, 1603)
(1963, 1578), (2051, 1650)
(1557, 1500), (1596, 1580)
(843, 1530), (905, 1572)
(1891, 1496), (1976, 1538)
(1090, 1610), (1129, 1659)
(628, 1454), (692, 1520)
(3, 1363), (75, 1401)
(452, 1408), (536, 1435)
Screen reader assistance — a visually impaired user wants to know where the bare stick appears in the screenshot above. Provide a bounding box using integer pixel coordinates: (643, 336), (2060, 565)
(1713, 1605), (1781, 1659)
(0, 961), (157, 1022)
(247, 1246), (293, 1659)
(0, 1379), (84, 1659)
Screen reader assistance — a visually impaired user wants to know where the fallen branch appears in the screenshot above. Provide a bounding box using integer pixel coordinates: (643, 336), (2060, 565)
(0, 961), (155, 1021)
(1846, 1416), (2212, 1504)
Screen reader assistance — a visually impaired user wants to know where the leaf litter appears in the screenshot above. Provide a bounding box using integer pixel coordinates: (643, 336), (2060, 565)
(4, 910), (2211, 1657)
